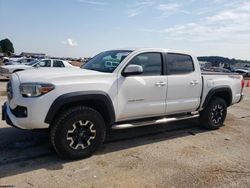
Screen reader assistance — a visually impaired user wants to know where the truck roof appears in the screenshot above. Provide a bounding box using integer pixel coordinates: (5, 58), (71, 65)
(112, 47), (194, 56)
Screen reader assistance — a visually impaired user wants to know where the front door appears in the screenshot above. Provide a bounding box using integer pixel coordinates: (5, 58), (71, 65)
(117, 52), (167, 121)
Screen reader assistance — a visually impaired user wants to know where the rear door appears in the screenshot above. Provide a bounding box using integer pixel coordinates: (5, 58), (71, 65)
(165, 53), (202, 114)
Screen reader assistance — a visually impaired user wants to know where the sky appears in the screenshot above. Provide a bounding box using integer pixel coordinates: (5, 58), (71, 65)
(0, 0), (250, 60)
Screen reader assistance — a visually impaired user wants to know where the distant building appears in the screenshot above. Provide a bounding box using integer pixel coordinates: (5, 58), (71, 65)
(20, 52), (46, 58)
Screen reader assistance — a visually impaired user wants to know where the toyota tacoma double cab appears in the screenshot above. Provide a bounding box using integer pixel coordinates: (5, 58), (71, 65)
(2, 48), (244, 159)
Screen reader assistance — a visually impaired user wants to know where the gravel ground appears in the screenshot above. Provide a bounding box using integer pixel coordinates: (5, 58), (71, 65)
(0, 80), (249, 188)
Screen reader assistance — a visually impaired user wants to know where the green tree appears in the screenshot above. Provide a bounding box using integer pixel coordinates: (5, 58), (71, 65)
(0, 38), (14, 56)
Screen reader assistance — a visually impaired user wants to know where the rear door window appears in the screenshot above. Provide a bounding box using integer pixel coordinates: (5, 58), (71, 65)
(53, 60), (65, 67)
(167, 53), (194, 75)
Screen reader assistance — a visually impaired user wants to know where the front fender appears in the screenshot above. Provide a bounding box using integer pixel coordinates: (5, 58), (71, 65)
(44, 91), (115, 125)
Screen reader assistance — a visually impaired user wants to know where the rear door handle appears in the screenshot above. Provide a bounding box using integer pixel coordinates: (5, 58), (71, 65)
(190, 80), (199, 85)
(155, 81), (166, 87)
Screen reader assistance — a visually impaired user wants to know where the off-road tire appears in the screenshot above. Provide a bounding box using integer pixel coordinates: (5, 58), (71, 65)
(200, 97), (227, 130)
(50, 106), (106, 159)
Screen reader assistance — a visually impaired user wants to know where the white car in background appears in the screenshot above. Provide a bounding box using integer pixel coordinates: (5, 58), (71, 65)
(3, 55), (25, 62)
(0, 59), (77, 78)
(4, 58), (36, 65)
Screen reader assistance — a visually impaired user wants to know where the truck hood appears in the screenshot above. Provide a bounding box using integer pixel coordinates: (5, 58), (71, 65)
(15, 68), (111, 83)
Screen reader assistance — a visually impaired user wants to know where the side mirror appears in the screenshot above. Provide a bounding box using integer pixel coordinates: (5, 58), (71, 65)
(122, 64), (143, 77)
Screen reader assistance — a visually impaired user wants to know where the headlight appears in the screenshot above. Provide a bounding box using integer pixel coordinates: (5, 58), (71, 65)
(20, 83), (55, 97)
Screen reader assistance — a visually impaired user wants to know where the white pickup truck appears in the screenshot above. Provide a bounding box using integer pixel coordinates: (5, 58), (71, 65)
(2, 48), (244, 159)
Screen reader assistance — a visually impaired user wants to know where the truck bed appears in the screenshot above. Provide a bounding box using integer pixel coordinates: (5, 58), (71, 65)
(202, 71), (239, 76)
(200, 72), (243, 110)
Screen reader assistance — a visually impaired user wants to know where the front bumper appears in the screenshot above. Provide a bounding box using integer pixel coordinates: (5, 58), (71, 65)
(2, 102), (17, 128)
(2, 100), (50, 130)
(3, 73), (51, 130)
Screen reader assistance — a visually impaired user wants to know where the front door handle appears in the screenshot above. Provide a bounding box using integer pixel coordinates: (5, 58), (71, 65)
(190, 80), (199, 86)
(155, 81), (166, 87)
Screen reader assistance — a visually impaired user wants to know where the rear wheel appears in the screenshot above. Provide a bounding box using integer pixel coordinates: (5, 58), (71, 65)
(200, 97), (227, 130)
(50, 106), (106, 159)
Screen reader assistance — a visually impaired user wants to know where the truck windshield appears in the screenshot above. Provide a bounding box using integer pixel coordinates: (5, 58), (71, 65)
(83, 50), (132, 73)
(27, 60), (39, 66)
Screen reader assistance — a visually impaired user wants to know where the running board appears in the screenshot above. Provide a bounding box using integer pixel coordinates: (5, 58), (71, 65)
(112, 114), (199, 130)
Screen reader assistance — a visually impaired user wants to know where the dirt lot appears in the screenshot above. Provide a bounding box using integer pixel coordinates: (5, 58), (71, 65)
(0, 79), (250, 188)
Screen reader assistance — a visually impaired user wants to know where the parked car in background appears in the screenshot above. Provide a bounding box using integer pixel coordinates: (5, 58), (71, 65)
(3, 60), (18, 66)
(17, 58), (36, 64)
(4, 58), (35, 65)
(234, 69), (250, 77)
(241, 67), (250, 74)
(3, 55), (25, 63)
(0, 59), (77, 78)
(201, 66), (232, 73)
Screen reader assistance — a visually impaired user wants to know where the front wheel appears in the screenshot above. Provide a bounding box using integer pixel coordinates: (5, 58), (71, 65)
(50, 106), (106, 159)
(200, 97), (227, 130)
